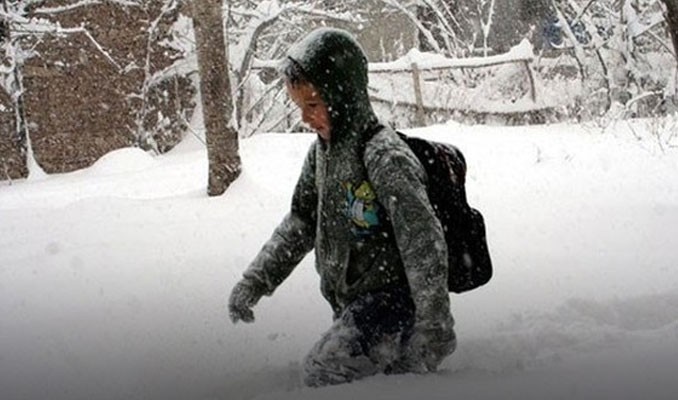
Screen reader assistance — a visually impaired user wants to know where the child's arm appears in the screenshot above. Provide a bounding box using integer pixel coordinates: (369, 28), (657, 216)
(229, 142), (318, 322)
(365, 130), (454, 368)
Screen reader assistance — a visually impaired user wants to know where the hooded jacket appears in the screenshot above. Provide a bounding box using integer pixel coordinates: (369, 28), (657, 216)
(242, 28), (452, 327)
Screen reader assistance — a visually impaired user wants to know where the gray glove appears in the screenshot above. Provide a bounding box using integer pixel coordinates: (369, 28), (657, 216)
(403, 317), (456, 372)
(228, 279), (264, 324)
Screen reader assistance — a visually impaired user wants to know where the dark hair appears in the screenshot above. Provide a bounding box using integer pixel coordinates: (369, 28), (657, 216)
(279, 56), (309, 86)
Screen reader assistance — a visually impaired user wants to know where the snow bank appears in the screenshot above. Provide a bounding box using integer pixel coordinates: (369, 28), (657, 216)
(1, 119), (678, 400)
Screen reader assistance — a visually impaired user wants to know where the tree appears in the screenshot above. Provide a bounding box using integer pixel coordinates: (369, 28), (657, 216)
(129, 0), (189, 154)
(191, 0), (241, 196)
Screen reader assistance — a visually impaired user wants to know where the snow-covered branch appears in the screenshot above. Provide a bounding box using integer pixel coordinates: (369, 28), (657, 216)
(24, 23), (123, 71)
(130, 0), (181, 153)
(226, 0), (367, 134)
(628, 11), (666, 38)
(1, 6), (122, 71)
(34, 0), (142, 15)
(417, 0), (459, 52)
(230, 0), (361, 68)
(552, 0), (587, 78)
(479, 0), (496, 56)
(80, 27), (123, 71)
(229, 1), (356, 24)
(234, 2), (285, 79)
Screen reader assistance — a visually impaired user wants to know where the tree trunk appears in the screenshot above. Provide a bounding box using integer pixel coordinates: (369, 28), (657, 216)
(661, 0), (678, 62)
(191, 0), (241, 196)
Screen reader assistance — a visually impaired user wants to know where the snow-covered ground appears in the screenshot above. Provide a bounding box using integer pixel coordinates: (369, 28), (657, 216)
(1, 119), (678, 400)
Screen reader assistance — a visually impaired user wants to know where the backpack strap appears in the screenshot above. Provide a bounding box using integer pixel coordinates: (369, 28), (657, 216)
(361, 123), (385, 163)
(364, 123), (385, 142)
(363, 124), (465, 184)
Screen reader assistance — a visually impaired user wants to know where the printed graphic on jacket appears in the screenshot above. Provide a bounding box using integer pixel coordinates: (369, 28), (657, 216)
(343, 181), (381, 237)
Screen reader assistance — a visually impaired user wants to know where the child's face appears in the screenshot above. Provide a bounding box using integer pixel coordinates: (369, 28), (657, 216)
(286, 82), (331, 141)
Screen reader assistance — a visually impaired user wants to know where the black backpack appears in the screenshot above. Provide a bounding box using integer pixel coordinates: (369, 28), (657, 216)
(368, 126), (493, 293)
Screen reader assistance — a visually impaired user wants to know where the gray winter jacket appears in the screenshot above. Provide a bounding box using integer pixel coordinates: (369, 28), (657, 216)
(242, 28), (452, 327)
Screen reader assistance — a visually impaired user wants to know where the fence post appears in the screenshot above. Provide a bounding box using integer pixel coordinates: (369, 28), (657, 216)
(523, 60), (536, 103)
(411, 62), (426, 126)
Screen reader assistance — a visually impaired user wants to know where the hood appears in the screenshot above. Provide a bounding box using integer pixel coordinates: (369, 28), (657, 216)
(285, 28), (378, 144)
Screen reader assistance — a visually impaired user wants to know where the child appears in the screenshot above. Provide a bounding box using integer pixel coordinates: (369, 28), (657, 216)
(228, 27), (455, 387)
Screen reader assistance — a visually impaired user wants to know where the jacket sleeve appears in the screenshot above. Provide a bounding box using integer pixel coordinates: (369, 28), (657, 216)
(241, 142), (318, 295)
(364, 133), (451, 324)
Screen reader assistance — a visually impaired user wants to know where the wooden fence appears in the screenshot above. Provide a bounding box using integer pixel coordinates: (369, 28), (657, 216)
(252, 39), (539, 126)
(366, 39), (537, 126)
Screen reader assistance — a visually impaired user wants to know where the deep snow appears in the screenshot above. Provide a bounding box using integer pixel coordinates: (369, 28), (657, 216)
(1, 119), (678, 400)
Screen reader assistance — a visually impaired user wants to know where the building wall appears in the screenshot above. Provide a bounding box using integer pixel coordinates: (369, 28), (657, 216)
(0, 1), (195, 180)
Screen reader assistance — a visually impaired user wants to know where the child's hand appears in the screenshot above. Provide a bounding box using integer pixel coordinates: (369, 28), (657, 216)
(228, 279), (263, 323)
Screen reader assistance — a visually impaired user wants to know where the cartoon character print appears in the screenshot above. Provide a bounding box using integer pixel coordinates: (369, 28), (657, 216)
(343, 181), (381, 237)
